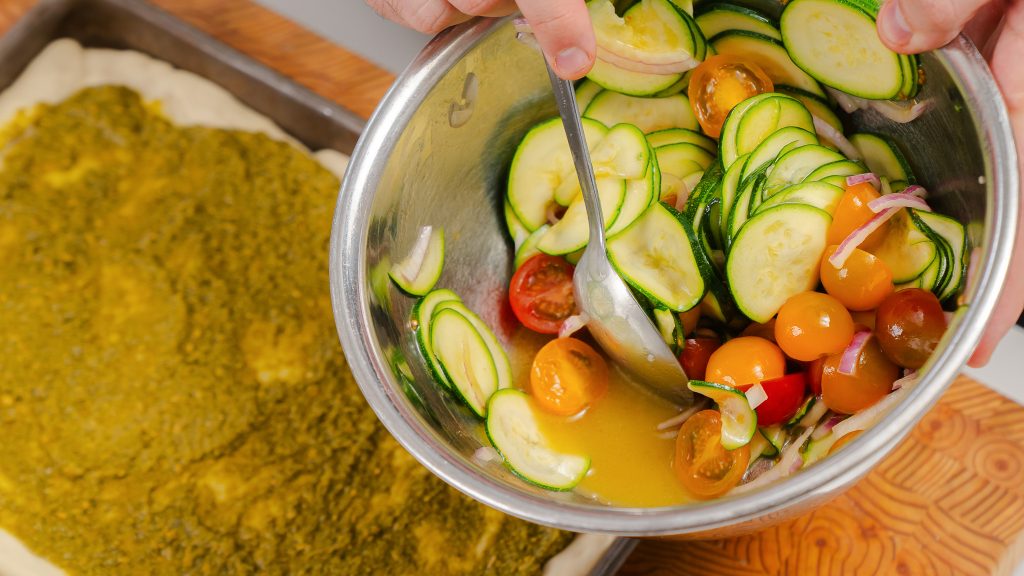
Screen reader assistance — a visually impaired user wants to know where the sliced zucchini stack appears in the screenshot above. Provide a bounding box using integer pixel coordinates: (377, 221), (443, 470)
(688, 380), (758, 449)
(412, 289), (512, 417)
(780, 0), (920, 100)
(587, 0), (708, 97)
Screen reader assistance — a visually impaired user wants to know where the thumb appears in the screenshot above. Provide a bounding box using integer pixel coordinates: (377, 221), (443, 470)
(876, 0), (993, 53)
(517, 0), (596, 80)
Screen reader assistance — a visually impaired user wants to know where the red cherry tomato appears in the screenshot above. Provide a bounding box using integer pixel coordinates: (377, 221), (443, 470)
(753, 373), (808, 426)
(807, 356), (826, 397)
(679, 338), (721, 381)
(875, 288), (948, 369)
(508, 254), (576, 334)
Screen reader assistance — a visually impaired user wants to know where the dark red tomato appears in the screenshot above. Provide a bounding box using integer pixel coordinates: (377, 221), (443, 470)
(754, 373), (808, 426)
(821, 337), (899, 414)
(875, 288), (948, 369)
(679, 338), (721, 381)
(807, 356), (826, 397)
(509, 254), (576, 334)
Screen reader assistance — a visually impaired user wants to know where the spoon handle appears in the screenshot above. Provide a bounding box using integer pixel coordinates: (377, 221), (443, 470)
(544, 62), (606, 252)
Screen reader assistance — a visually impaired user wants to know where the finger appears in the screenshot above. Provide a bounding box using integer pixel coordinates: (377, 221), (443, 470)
(876, 0), (999, 53)
(970, 1), (1024, 367)
(447, 0), (518, 18)
(366, 0), (471, 35)
(516, 0), (595, 80)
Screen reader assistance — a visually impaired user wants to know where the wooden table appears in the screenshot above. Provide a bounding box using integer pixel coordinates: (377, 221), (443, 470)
(2, 2), (1023, 574)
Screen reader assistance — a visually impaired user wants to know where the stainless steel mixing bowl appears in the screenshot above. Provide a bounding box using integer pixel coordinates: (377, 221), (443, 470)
(329, 5), (1019, 537)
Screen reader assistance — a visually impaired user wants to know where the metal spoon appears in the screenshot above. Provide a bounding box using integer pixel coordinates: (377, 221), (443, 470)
(544, 61), (694, 407)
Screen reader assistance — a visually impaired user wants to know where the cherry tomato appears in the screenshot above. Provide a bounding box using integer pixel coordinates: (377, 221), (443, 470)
(850, 309), (877, 333)
(741, 318), (777, 343)
(828, 430), (863, 456)
(679, 306), (702, 338)
(807, 356), (826, 397)
(509, 254), (576, 334)
(827, 182), (888, 250)
(821, 336), (899, 414)
(688, 55), (773, 138)
(530, 338), (609, 416)
(775, 292), (856, 362)
(754, 373), (808, 426)
(674, 410), (750, 499)
(821, 246), (895, 311)
(875, 288), (948, 369)
(705, 336), (786, 388)
(679, 337), (721, 381)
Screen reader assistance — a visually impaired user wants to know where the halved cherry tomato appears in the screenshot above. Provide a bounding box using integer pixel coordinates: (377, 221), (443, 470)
(753, 373), (808, 426)
(827, 182), (888, 250)
(674, 410), (751, 499)
(741, 318), (777, 343)
(807, 356), (826, 397)
(821, 245), (895, 311)
(688, 55), (773, 138)
(679, 337), (721, 381)
(875, 288), (947, 369)
(530, 338), (609, 416)
(705, 336), (786, 388)
(509, 254), (576, 334)
(821, 336), (899, 414)
(828, 430), (863, 456)
(775, 292), (855, 362)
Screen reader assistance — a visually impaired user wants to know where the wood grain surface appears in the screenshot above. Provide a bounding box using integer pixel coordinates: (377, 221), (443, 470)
(2, 2), (1023, 575)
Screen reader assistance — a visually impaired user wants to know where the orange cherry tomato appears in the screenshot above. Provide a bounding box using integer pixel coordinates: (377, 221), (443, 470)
(705, 336), (786, 388)
(850, 309), (878, 332)
(775, 292), (856, 362)
(530, 338), (609, 416)
(821, 336), (899, 414)
(688, 54), (773, 138)
(679, 306), (702, 338)
(828, 430), (863, 456)
(827, 182), (888, 250)
(875, 288), (948, 369)
(741, 318), (777, 343)
(674, 410), (750, 499)
(821, 246), (895, 311)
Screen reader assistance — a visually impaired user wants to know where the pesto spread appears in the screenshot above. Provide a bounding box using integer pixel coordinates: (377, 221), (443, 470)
(0, 86), (572, 575)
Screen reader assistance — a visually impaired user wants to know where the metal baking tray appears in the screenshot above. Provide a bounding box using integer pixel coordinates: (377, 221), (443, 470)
(0, 1), (637, 573)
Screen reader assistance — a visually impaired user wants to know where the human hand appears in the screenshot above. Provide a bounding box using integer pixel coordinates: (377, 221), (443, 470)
(876, 0), (1023, 367)
(366, 0), (596, 79)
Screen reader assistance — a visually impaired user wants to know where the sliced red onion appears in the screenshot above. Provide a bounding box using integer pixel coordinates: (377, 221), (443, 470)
(832, 385), (910, 439)
(839, 331), (872, 375)
(825, 87), (932, 123)
(546, 203), (563, 225)
(846, 172), (880, 190)
(597, 47), (699, 75)
(743, 455), (775, 482)
(902, 185), (927, 198)
(656, 400), (708, 431)
(827, 88), (862, 114)
(813, 115), (861, 160)
(892, 369), (918, 391)
(868, 192), (932, 213)
(829, 207), (900, 268)
(473, 446), (500, 463)
(812, 415), (845, 440)
(558, 312), (590, 339)
(674, 178), (692, 212)
(392, 226), (434, 285)
(745, 383), (768, 410)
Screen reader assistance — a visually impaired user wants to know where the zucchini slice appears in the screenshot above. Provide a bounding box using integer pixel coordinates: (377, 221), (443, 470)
(412, 289), (462, 388)
(872, 208), (937, 284)
(756, 181), (844, 216)
(646, 127), (717, 152)
(695, 3), (781, 41)
(849, 132), (916, 184)
(914, 211), (967, 301)
(486, 389), (591, 491)
(588, 58), (684, 97)
(608, 146), (660, 236)
(505, 199), (532, 251)
(710, 31), (826, 98)
(717, 152), (749, 247)
(774, 84), (845, 136)
(514, 224), (549, 270)
(781, 0), (903, 100)
(607, 202), (706, 311)
(804, 159), (865, 183)
(763, 144), (846, 197)
(742, 126), (819, 181)
(585, 91), (699, 133)
(538, 177), (627, 255)
(720, 93), (814, 170)
(389, 225), (445, 296)
(433, 300), (513, 393)
(727, 204), (831, 323)
(687, 380), (757, 449)
(760, 425), (787, 456)
(507, 117), (609, 230)
(575, 79), (605, 111)
(430, 307), (500, 417)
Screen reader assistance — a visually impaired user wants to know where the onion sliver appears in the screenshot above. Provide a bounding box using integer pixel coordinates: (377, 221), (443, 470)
(868, 192), (932, 213)
(846, 172), (880, 189)
(892, 370), (918, 391)
(732, 426), (816, 494)
(746, 383), (768, 410)
(597, 47), (698, 75)
(829, 207), (900, 268)
(902, 184), (927, 198)
(558, 312), (590, 339)
(870, 99), (932, 123)
(656, 400), (708, 431)
(813, 116), (861, 160)
(812, 415), (845, 440)
(839, 331), (872, 375)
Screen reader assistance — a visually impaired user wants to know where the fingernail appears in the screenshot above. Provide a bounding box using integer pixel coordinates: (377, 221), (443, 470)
(879, 0), (913, 47)
(555, 47), (590, 78)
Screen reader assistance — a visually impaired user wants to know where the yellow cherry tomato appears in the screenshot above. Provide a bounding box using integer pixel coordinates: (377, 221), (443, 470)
(530, 338), (609, 416)
(688, 55), (773, 138)
(775, 292), (856, 362)
(705, 336), (786, 388)
(821, 245), (895, 311)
